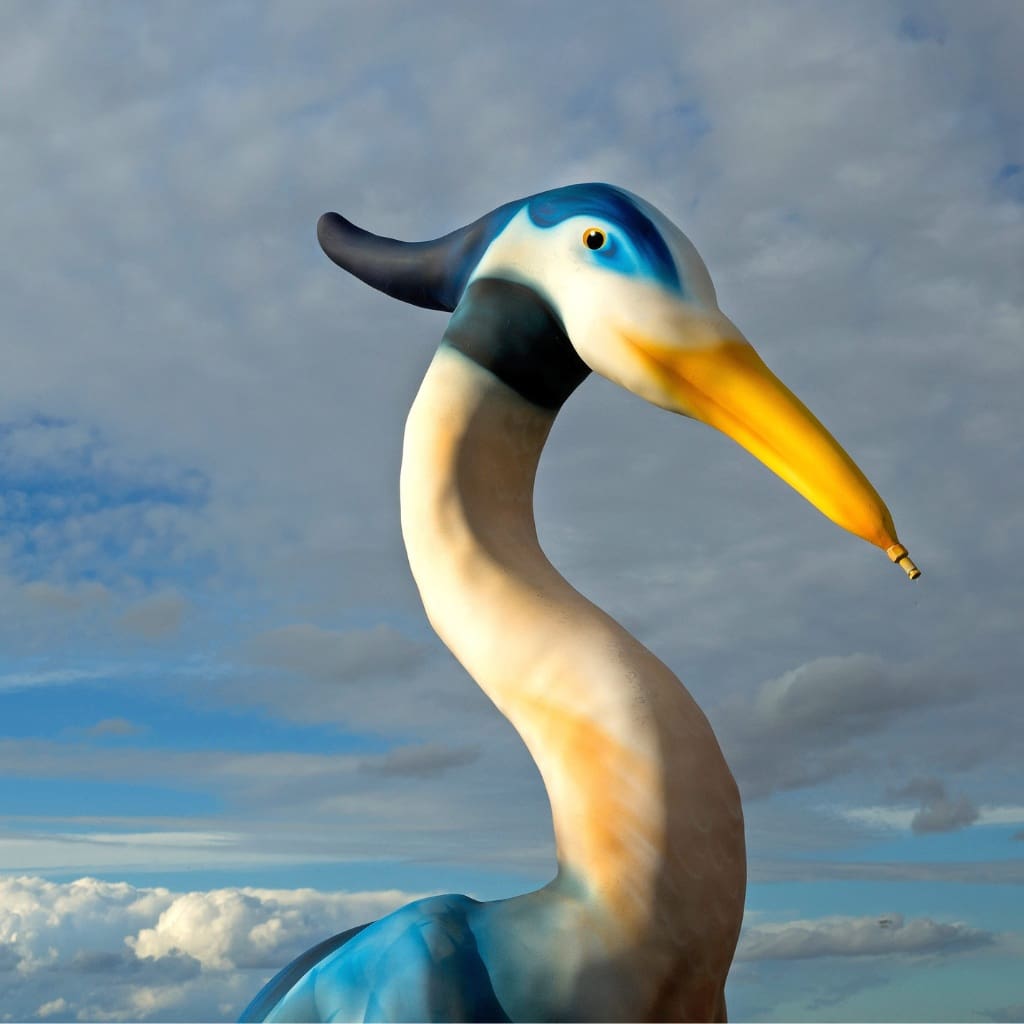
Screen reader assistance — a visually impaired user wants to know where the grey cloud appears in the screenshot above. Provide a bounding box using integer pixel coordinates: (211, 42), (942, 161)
(726, 956), (895, 1024)
(984, 1003), (1024, 1024)
(118, 590), (188, 640)
(887, 776), (981, 834)
(889, 777), (951, 802)
(737, 913), (995, 962)
(358, 743), (481, 779)
(715, 654), (972, 798)
(750, 857), (1024, 885)
(1, 0), (1017, 690)
(802, 963), (893, 1014)
(0, 736), (477, 797)
(212, 630), (493, 740)
(0, 574), (125, 667)
(0, 733), (553, 875)
(912, 798), (979, 834)
(245, 622), (427, 684)
(0, 944), (18, 971)
(128, 950), (205, 985)
(747, 655), (963, 735)
(69, 950), (130, 973)
(66, 948), (201, 983)
(20, 579), (112, 613)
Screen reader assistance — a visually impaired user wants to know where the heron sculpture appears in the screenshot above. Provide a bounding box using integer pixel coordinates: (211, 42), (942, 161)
(240, 183), (919, 1023)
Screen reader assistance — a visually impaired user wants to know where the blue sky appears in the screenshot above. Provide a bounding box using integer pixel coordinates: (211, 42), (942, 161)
(0, 1), (1022, 1020)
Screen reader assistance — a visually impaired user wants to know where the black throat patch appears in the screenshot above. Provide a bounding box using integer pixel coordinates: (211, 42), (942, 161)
(441, 278), (591, 411)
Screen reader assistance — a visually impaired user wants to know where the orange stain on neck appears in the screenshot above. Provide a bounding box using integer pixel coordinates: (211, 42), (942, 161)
(509, 689), (666, 936)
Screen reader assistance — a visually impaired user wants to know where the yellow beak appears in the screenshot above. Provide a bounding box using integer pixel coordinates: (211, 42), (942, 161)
(622, 329), (919, 579)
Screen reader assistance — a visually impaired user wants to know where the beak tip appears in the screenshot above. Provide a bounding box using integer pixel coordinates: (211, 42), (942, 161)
(886, 543), (921, 580)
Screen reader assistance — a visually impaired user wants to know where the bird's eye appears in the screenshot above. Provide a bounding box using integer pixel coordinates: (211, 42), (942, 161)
(582, 228), (607, 251)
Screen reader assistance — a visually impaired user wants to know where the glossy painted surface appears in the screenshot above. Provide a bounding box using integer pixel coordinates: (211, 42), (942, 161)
(243, 182), (913, 1022)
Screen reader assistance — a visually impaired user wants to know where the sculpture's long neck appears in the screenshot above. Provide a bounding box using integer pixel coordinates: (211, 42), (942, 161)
(400, 344), (745, 951)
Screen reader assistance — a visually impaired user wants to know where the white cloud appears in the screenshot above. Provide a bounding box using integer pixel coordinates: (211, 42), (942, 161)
(129, 885), (414, 970)
(982, 806), (1024, 827)
(34, 998), (68, 1019)
(0, 876), (175, 973)
(0, 875), (417, 1022)
(839, 805), (919, 830)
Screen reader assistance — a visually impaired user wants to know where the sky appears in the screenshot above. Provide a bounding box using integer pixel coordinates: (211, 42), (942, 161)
(0, 0), (1021, 1020)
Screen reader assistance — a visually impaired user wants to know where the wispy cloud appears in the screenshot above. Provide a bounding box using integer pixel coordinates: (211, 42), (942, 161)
(0, 734), (554, 875)
(737, 913), (995, 962)
(750, 858), (1024, 885)
(839, 803), (1024, 832)
(85, 717), (148, 738)
(0, 666), (121, 692)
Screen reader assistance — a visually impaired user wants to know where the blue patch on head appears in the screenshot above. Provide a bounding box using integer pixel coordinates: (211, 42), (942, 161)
(526, 183), (681, 292)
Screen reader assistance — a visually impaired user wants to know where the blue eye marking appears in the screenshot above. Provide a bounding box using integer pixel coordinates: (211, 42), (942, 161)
(526, 183), (681, 292)
(580, 229), (642, 279)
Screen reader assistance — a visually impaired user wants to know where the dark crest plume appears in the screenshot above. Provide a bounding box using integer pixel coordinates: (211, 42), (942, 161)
(316, 201), (519, 313)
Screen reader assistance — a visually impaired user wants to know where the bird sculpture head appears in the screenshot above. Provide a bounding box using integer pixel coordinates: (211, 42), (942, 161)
(318, 182), (918, 577)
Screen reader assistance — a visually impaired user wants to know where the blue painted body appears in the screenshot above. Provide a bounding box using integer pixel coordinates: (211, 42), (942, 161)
(241, 896), (512, 1022)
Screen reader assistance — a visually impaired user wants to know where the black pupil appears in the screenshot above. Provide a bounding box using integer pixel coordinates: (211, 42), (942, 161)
(585, 229), (605, 250)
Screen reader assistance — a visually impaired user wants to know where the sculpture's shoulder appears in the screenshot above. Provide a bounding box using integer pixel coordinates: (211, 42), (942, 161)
(361, 894), (511, 1021)
(259, 894), (510, 1023)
